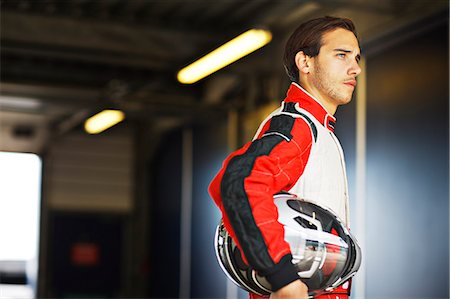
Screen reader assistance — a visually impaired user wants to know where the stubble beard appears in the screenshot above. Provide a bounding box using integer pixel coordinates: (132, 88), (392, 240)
(312, 62), (353, 106)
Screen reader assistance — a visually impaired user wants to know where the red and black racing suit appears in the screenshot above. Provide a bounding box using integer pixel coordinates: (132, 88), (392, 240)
(209, 83), (351, 298)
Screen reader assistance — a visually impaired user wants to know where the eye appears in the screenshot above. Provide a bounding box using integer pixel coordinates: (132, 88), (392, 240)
(337, 53), (346, 58)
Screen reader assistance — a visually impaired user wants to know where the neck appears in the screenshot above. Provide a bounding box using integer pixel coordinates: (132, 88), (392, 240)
(297, 81), (337, 115)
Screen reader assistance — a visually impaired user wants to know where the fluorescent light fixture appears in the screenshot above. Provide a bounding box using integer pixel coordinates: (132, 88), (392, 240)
(177, 28), (272, 84)
(84, 110), (125, 134)
(0, 96), (42, 109)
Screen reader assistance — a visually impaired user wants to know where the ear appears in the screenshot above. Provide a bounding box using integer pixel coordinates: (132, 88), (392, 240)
(295, 51), (312, 75)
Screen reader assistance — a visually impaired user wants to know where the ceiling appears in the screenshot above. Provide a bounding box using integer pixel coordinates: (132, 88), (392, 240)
(0, 0), (448, 153)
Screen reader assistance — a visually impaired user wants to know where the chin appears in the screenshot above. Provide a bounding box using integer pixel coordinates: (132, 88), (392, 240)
(336, 96), (352, 106)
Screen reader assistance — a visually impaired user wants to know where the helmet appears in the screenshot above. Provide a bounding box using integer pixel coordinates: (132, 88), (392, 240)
(214, 193), (361, 297)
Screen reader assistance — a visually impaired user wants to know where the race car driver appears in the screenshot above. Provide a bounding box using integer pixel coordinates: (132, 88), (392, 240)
(209, 16), (361, 299)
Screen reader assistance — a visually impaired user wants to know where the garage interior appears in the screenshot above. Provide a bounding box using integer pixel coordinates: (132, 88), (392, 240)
(0, 1), (449, 298)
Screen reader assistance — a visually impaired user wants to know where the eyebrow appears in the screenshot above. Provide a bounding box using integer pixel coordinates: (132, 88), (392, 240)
(334, 48), (361, 62)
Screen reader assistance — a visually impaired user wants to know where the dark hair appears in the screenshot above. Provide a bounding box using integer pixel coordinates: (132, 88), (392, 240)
(283, 16), (359, 83)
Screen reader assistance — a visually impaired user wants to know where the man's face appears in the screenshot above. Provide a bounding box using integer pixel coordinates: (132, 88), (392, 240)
(309, 28), (361, 109)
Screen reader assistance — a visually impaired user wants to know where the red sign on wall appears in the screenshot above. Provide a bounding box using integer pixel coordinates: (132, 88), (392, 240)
(70, 242), (100, 266)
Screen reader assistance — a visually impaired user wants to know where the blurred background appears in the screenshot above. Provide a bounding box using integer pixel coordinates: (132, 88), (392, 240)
(0, 0), (448, 298)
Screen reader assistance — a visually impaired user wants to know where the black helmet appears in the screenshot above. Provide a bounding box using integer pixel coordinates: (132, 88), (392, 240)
(214, 193), (361, 297)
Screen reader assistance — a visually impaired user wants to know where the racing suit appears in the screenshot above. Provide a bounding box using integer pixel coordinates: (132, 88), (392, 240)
(209, 82), (351, 298)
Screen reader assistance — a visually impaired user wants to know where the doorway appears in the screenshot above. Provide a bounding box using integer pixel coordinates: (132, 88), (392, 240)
(0, 152), (42, 299)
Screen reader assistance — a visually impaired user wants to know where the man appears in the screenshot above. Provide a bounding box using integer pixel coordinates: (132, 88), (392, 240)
(209, 16), (361, 299)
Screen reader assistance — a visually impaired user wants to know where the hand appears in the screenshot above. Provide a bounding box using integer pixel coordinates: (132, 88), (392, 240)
(270, 280), (308, 299)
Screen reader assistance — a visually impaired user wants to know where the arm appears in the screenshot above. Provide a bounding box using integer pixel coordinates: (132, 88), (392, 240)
(271, 280), (309, 299)
(209, 115), (313, 291)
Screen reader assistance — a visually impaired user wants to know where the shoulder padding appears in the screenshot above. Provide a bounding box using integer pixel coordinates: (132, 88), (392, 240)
(281, 102), (317, 142)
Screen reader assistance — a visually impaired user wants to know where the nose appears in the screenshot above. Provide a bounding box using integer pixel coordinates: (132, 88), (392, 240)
(349, 59), (362, 77)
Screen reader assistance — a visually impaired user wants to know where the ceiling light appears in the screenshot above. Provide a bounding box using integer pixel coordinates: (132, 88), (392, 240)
(0, 96), (42, 110)
(84, 110), (125, 134)
(177, 28), (272, 84)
